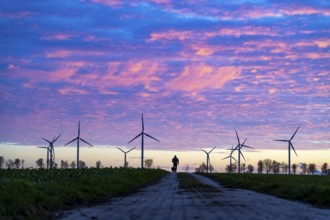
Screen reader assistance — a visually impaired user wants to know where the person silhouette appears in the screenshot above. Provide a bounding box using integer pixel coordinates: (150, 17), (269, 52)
(172, 155), (179, 172)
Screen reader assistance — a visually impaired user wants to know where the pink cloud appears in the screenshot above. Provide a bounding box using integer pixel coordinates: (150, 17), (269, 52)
(147, 30), (193, 42)
(58, 87), (88, 95)
(42, 34), (75, 41)
(166, 64), (241, 92)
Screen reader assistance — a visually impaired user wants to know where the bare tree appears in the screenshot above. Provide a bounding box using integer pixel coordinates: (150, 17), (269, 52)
(14, 158), (21, 169)
(264, 159), (272, 174)
(241, 163), (246, 173)
(301, 163), (307, 174)
(144, 159), (153, 169)
(36, 158), (44, 169)
(96, 160), (102, 168)
(70, 161), (76, 169)
(308, 163), (316, 175)
(272, 160), (280, 174)
(21, 159), (25, 169)
(292, 164), (297, 174)
(61, 160), (69, 169)
(257, 160), (263, 174)
(321, 163), (328, 175)
(6, 159), (14, 169)
(281, 162), (288, 174)
(0, 156), (4, 168)
(247, 164), (254, 173)
(79, 160), (87, 168)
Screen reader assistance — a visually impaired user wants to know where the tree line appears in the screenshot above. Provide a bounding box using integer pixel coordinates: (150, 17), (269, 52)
(0, 156), (154, 170)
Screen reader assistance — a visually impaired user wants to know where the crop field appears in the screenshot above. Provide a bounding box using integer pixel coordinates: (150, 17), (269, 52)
(0, 168), (168, 219)
(200, 173), (330, 208)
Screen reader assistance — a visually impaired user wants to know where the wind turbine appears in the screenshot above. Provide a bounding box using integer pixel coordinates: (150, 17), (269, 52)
(116, 147), (136, 168)
(200, 146), (216, 173)
(222, 146), (237, 173)
(128, 114), (160, 169)
(65, 121), (93, 169)
(234, 130), (253, 173)
(274, 127), (299, 175)
(41, 134), (61, 169)
(37, 146), (50, 169)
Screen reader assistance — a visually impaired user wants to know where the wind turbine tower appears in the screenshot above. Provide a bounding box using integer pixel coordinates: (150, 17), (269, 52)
(65, 121), (93, 169)
(201, 146), (216, 173)
(128, 114), (160, 169)
(274, 127), (299, 175)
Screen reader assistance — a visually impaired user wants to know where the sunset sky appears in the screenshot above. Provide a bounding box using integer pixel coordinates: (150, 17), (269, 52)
(1, 0), (329, 170)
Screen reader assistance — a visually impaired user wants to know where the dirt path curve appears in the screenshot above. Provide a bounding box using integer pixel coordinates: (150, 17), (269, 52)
(59, 173), (330, 220)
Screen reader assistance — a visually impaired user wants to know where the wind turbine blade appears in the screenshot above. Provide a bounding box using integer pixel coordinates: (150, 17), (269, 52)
(232, 156), (238, 162)
(241, 138), (247, 146)
(235, 130), (240, 144)
(128, 133), (142, 144)
(65, 138), (78, 146)
(209, 146), (217, 153)
(142, 114), (144, 132)
(116, 147), (125, 153)
(80, 138), (93, 147)
(38, 147), (48, 149)
(144, 133), (160, 142)
(290, 142), (298, 157)
(201, 149), (207, 153)
(240, 151), (246, 161)
(127, 147), (136, 153)
(42, 138), (51, 144)
(290, 127), (300, 141)
(242, 144), (254, 149)
(53, 133), (62, 143)
(78, 121), (81, 137)
(274, 139), (288, 142)
(222, 156), (230, 160)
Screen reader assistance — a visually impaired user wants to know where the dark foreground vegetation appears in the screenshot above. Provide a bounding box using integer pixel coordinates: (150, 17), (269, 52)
(0, 168), (168, 219)
(200, 173), (330, 208)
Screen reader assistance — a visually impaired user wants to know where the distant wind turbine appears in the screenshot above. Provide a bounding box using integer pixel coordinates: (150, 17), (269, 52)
(274, 127), (299, 175)
(234, 130), (253, 173)
(201, 146), (216, 173)
(41, 134), (61, 169)
(222, 146), (237, 173)
(116, 147), (136, 168)
(128, 114), (160, 169)
(65, 121), (93, 169)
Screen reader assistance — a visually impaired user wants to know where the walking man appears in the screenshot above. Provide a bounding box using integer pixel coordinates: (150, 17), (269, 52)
(172, 155), (179, 172)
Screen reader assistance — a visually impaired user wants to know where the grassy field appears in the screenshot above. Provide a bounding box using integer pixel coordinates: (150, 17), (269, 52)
(200, 173), (330, 208)
(0, 168), (168, 219)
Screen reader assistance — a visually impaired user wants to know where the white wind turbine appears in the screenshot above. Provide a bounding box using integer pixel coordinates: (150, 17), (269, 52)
(234, 130), (253, 173)
(41, 134), (61, 169)
(65, 121), (93, 169)
(201, 146), (216, 173)
(274, 127), (299, 175)
(116, 147), (136, 168)
(128, 114), (160, 169)
(222, 145), (237, 173)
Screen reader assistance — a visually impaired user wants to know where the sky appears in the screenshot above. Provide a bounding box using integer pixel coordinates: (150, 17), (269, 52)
(0, 0), (329, 170)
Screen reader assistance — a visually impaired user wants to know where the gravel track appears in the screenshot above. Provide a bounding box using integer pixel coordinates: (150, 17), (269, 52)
(59, 173), (330, 220)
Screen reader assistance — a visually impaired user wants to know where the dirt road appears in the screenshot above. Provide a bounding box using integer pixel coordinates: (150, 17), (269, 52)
(59, 173), (330, 220)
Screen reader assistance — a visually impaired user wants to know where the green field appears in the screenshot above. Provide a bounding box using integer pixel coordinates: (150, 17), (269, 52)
(200, 173), (330, 208)
(0, 168), (168, 219)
